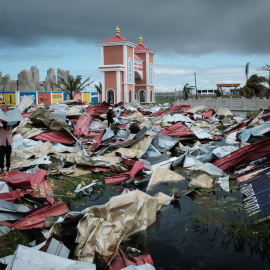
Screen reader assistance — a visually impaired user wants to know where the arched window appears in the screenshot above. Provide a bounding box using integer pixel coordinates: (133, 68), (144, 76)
(150, 91), (153, 102)
(107, 89), (115, 104)
(135, 93), (137, 100)
(128, 58), (132, 83)
(150, 63), (153, 85)
(139, 90), (146, 103)
(129, 89), (132, 103)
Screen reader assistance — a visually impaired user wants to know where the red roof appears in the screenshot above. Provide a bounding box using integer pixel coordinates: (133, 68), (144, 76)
(99, 35), (128, 43)
(134, 54), (144, 60)
(134, 43), (150, 51)
(216, 83), (240, 87)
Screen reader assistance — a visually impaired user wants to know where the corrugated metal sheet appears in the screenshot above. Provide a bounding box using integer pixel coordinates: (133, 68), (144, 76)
(10, 202), (69, 230)
(159, 123), (194, 137)
(33, 132), (75, 144)
(213, 137), (270, 171)
(17, 95), (34, 113)
(0, 170), (46, 189)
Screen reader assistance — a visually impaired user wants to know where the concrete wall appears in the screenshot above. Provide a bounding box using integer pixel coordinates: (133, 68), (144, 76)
(174, 97), (270, 111)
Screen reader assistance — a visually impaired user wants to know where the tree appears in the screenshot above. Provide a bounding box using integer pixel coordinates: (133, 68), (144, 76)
(50, 75), (93, 100)
(239, 74), (268, 98)
(216, 87), (223, 97)
(94, 82), (102, 94)
(245, 62), (250, 82)
(183, 83), (193, 100)
(260, 64), (270, 92)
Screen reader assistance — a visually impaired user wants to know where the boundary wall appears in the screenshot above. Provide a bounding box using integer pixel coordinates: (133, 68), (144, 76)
(0, 91), (101, 106)
(174, 97), (270, 111)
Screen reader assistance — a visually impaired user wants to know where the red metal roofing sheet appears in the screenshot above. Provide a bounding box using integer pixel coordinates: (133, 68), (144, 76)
(10, 202), (69, 230)
(108, 248), (154, 270)
(33, 132), (75, 144)
(0, 170), (46, 189)
(159, 122), (194, 137)
(0, 190), (24, 203)
(200, 109), (214, 118)
(153, 105), (191, 117)
(216, 84), (240, 87)
(39, 178), (54, 205)
(212, 137), (270, 171)
(75, 105), (109, 138)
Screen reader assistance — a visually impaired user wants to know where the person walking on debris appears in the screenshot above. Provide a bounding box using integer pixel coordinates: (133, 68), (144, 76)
(107, 107), (114, 127)
(113, 105), (122, 119)
(0, 121), (18, 173)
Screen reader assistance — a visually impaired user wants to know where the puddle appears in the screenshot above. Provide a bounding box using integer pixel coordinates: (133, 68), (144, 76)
(125, 179), (270, 270)
(71, 172), (270, 270)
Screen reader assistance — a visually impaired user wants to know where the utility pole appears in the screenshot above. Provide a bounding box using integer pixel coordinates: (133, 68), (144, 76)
(194, 72), (198, 100)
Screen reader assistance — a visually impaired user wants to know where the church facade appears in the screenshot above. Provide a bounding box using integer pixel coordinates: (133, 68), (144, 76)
(97, 26), (156, 104)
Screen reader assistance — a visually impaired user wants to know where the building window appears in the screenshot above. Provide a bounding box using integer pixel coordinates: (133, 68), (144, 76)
(107, 89), (114, 104)
(139, 90), (146, 103)
(150, 90), (153, 102)
(135, 93), (137, 100)
(150, 63), (153, 85)
(128, 58), (132, 83)
(129, 89), (132, 103)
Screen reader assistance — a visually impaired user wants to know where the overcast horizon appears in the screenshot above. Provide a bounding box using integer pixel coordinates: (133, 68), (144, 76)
(1, 0), (269, 92)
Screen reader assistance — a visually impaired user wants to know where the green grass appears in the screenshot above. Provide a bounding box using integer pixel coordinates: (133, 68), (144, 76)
(189, 186), (270, 260)
(47, 171), (117, 208)
(0, 229), (31, 269)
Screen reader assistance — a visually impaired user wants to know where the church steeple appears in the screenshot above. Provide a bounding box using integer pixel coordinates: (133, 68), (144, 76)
(116, 25), (120, 36)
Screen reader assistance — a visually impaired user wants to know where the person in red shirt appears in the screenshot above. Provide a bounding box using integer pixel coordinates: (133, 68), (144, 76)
(0, 121), (18, 173)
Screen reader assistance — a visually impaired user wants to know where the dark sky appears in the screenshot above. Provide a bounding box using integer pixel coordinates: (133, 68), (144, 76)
(1, 0), (270, 55)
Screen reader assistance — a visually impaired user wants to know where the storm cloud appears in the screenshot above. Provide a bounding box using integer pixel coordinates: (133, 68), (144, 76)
(1, 0), (270, 55)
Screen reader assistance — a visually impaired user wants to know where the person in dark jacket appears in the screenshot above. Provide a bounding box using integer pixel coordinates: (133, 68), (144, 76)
(0, 121), (18, 173)
(107, 107), (114, 127)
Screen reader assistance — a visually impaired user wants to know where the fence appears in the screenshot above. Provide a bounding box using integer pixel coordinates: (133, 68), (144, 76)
(0, 91), (101, 106)
(174, 97), (270, 111)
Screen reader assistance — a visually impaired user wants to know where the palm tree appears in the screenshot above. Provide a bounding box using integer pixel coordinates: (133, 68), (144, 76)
(94, 82), (102, 94)
(183, 83), (193, 100)
(260, 64), (270, 93)
(50, 75), (93, 100)
(245, 62), (250, 82)
(239, 74), (267, 98)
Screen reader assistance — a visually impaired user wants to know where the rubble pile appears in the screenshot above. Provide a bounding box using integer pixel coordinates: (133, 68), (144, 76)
(1, 97), (270, 269)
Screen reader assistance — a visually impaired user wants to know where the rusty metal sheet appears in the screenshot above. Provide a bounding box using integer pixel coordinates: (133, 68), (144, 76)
(10, 202), (69, 230)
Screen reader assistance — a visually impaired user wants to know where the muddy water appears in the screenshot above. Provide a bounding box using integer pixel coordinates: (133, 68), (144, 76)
(124, 180), (270, 270)
(73, 179), (269, 270)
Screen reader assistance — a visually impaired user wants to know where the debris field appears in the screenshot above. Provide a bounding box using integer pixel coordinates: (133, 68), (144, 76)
(1, 97), (270, 270)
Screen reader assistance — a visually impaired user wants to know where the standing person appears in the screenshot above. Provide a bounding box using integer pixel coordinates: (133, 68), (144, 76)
(107, 107), (114, 127)
(113, 105), (122, 119)
(0, 121), (17, 173)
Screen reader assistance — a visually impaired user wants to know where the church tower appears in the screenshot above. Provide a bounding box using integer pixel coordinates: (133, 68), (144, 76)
(97, 27), (156, 104)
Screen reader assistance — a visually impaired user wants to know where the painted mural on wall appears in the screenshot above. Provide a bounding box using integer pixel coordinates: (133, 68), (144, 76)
(74, 93), (82, 101)
(0, 92), (16, 106)
(0, 91), (98, 106)
(19, 92), (37, 105)
(52, 92), (63, 103)
(38, 92), (51, 105)
(91, 92), (99, 103)
(83, 93), (91, 102)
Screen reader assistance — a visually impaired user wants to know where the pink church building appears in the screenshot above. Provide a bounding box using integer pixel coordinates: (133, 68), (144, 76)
(97, 26), (156, 104)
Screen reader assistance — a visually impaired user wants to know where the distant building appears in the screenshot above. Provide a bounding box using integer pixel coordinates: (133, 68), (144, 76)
(97, 26), (157, 104)
(216, 83), (240, 95)
(197, 89), (217, 95)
